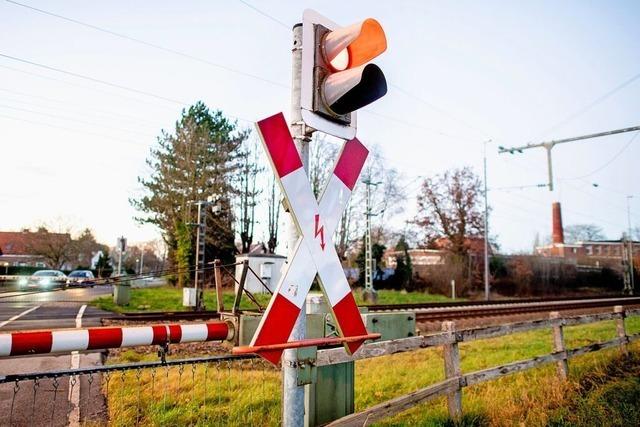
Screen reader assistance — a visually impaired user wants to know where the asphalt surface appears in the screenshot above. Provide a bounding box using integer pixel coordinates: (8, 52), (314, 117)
(0, 286), (114, 425)
(0, 286), (113, 332)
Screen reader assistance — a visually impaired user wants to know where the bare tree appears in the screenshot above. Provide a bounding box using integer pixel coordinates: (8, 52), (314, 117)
(415, 167), (484, 256)
(267, 177), (281, 254)
(309, 133), (339, 198)
(27, 222), (75, 269)
(237, 138), (263, 253)
(564, 224), (605, 243)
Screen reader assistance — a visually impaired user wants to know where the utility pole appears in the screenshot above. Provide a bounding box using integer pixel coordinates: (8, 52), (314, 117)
(627, 195), (635, 295)
(363, 179), (381, 303)
(483, 140), (491, 301)
(498, 125), (640, 191)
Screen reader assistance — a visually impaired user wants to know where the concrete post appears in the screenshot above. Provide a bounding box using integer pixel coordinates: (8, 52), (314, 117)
(614, 305), (628, 355)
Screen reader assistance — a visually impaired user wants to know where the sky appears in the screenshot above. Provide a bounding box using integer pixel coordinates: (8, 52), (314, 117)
(0, 0), (639, 252)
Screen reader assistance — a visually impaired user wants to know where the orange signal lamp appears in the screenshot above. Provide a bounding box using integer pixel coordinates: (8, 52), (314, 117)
(323, 18), (387, 71)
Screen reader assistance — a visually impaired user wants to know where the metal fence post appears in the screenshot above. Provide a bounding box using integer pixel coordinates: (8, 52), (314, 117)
(213, 259), (224, 312)
(614, 305), (628, 355)
(442, 321), (462, 421)
(549, 311), (568, 380)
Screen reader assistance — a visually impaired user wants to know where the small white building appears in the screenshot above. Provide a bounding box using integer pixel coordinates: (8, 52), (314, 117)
(235, 253), (287, 294)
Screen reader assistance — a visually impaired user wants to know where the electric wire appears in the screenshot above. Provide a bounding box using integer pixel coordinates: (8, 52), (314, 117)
(0, 53), (188, 106)
(0, 103), (156, 138)
(5, 0), (289, 89)
(6, 1), (478, 142)
(0, 113), (149, 146)
(565, 131), (639, 180)
(535, 70), (640, 139)
(0, 87), (161, 127)
(0, 63), (180, 111)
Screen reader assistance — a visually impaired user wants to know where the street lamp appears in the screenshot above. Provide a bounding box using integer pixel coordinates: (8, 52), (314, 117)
(483, 140), (491, 301)
(627, 195), (635, 294)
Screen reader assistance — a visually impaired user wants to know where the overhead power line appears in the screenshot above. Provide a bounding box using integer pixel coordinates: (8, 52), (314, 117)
(0, 52), (187, 105)
(0, 60), (254, 123)
(499, 124), (640, 191)
(0, 63), (180, 111)
(237, 0), (289, 29)
(5, 0), (288, 89)
(0, 113), (147, 146)
(0, 87), (161, 127)
(569, 131), (639, 180)
(535, 70), (640, 138)
(234, 0), (485, 141)
(8, 0), (475, 141)
(0, 103), (155, 138)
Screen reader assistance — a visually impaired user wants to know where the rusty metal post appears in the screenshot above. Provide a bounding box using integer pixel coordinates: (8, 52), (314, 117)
(442, 321), (462, 421)
(550, 311), (568, 380)
(213, 259), (224, 312)
(232, 260), (249, 314)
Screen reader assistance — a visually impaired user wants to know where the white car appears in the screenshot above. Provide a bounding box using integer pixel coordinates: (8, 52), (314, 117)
(24, 270), (68, 290)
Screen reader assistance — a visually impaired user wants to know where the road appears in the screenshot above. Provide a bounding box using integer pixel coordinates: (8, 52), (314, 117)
(0, 287), (115, 426)
(0, 286), (113, 332)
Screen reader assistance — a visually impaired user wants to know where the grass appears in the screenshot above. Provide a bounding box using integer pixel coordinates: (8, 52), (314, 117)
(92, 287), (457, 313)
(354, 289), (459, 305)
(103, 315), (640, 426)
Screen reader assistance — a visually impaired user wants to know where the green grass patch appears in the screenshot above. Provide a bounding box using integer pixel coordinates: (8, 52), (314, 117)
(91, 287), (273, 313)
(103, 315), (640, 425)
(92, 287), (457, 313)
(354, 289), (460, 305)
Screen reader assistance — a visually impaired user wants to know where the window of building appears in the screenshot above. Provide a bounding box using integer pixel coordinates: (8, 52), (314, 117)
(586, 245), (593, 255)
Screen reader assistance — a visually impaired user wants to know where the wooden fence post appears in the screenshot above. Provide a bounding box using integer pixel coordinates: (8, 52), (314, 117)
(442, 321), (462, 421)
(213, 259), (224, 312)
(549, 311), (568, 380)
(614, 305), (628, 355)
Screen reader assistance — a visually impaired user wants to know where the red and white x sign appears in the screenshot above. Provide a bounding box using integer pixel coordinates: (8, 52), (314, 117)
(250, 112), (369, 364)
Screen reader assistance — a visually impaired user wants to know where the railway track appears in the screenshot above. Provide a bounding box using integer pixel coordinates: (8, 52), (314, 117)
(368, 296), (640, 322)
(107, 296), (640, 322)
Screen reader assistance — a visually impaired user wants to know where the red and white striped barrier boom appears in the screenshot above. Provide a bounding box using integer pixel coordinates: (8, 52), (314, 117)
(0, 321), (232, 357)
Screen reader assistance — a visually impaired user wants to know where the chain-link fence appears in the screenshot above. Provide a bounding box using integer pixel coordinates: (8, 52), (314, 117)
(0, 354), (281, 427)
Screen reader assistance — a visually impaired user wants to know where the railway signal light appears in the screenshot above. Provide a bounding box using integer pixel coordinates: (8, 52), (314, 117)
(301, 10), (388, 139)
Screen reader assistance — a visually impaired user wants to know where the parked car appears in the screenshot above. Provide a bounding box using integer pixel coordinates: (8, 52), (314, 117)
(67, 270), (96, 287)
(24, 270), (68, 290)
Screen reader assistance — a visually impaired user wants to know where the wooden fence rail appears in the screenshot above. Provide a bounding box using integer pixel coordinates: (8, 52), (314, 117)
(324, 305), (639, 426)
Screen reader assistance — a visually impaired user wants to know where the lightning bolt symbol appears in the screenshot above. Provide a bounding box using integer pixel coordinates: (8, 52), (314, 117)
(314, 213), (326, 251)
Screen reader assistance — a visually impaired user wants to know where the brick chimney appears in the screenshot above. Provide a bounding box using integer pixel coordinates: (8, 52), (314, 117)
(552, 202), (564, 244)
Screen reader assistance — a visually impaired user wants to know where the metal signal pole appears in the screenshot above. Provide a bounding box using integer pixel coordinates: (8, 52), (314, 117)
(363, 179), (381, 303)
(282, 22), (311, 427)
(483, 140), (491, 301)
(194, 201), (206, 310)
(189, 198), (220, 310)
(627, 195), (635, 294)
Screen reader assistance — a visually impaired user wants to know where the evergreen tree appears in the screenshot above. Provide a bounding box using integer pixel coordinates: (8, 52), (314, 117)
(131, 102), (247, 274)
(95, 250), (113, 279)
